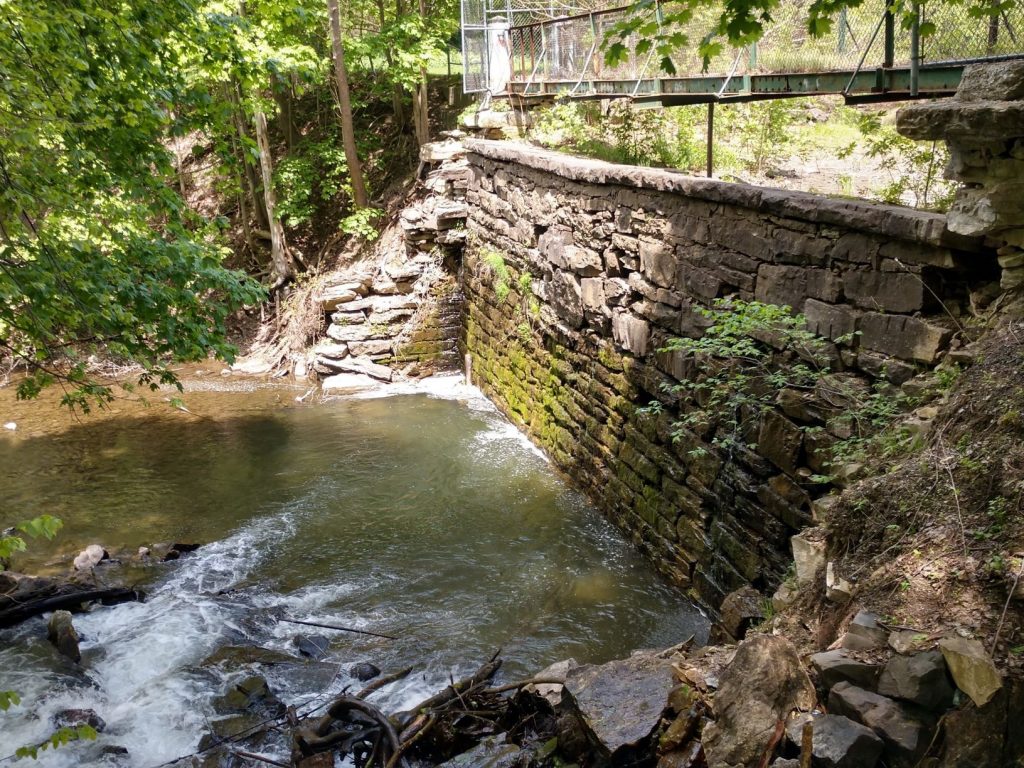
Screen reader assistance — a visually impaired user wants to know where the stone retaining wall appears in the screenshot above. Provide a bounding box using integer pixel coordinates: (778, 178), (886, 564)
(460, 139), (998, 608)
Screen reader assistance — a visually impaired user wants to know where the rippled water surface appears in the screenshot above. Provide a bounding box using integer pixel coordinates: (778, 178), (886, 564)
(0, 373), (707, 766)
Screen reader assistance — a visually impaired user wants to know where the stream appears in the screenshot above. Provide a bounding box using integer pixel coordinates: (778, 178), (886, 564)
(0, 372), (708, 766)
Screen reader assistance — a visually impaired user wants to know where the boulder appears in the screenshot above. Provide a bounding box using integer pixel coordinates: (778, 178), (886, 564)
(938, 637), (1002, 707)
(436, 734), (528, 768)
(657, 742), (704, 768)
(702, 635), (816, 768)
(828, 682), (933, 765)
(877, 651), (955, 711)
(525, 658), (576, 707)
(73, 544), (108, 571)
(888, 630), (931, 655)
(810, 650), (880, 691)
(213, 674), (283, 715)
(52, 708), (106, 733)
(718, 585), (764, 640)
(201, 645), (296, 667)
(785, 714), (884, 768)
(938, 686), (1009, 767)
(562, 651), (676, 758)
(842, 611), (888, 651)
(349, 661), (381, 681)
(47, 610), (81, 663)
(293, 635), (330, 660)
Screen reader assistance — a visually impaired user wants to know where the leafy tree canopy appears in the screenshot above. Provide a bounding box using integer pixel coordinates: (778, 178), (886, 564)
(0, 0), (265, 410)
(606, 0), (1014, 74)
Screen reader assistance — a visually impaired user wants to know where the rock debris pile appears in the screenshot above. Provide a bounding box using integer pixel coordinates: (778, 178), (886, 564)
(311, 136), (469, 391)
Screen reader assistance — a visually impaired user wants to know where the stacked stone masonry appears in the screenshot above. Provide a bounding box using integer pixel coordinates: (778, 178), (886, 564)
(460, 139), (998, 608)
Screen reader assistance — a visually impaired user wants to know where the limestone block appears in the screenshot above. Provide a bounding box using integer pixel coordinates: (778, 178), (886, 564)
(897, 100), (1024, 145)
(859, 314), (951, 364)
(581, 277), (606, 310)
(549, 271), (584, 329)
(784, 714), (884, 768)
(612, 311), (650, 357)
(757, 410), (803, 474)
(844, 270), (925, 313)
(791, 529), (827, 587)
(702, 635), (815, 768)
(803, 299), (859, 342)
(811, 650), (881, 691)
(680, 267), (723, 300)
(564, 245), (603, 276)
(955, 59), (1024, 102)
(828, 682), (934, 765)
(938, 636), (1002, 707)
(639, 238), (677, 288)
(877, 651), (955, 711)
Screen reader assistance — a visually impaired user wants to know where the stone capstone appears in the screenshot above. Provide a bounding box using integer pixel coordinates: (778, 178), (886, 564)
(702, 635), (816, 768)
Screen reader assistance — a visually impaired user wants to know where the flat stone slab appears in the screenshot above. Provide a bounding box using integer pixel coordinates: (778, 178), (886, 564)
(321, 373), (380, 393)
(563, 652), (676, 756)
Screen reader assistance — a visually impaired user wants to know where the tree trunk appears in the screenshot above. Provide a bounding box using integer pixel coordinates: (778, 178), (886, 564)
(327, 0), (370, 208)
(253, 110), (295, 288)
(229, 86), (270, 230)
(273, 75), (300, 149)
(413, 0), (430, 146)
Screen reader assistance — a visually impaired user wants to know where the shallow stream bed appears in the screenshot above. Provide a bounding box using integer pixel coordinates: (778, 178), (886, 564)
(0, 372), (707, 766)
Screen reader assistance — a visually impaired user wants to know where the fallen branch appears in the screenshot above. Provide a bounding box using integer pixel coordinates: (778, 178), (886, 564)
(280, 616), (397, 640)
(356, 666), (414, 699)
(0, 587), (144, 628)
(480, 677), (565, 695)
(232, 750), (289, 767)
(408, 659), (502, 715)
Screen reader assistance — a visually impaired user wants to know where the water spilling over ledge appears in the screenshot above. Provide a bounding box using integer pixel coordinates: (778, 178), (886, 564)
(0, 373), (707, 766)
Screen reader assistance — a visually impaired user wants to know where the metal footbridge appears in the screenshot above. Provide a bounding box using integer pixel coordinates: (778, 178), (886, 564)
(460, 0), (1024, 104)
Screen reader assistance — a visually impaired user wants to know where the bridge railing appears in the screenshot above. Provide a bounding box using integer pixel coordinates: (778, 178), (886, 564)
(503, 0), (1023, 98)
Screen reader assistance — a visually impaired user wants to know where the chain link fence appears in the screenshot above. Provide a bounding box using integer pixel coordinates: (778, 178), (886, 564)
(469, 0), (1024, 96)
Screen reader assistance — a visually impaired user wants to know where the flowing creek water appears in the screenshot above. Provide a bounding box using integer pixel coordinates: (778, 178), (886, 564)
(0, 372), (708, 766)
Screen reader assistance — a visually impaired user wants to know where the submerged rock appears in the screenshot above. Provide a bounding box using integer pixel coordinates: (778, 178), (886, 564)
(47, 610), (81, 663)
(213, 674), (283, 715)
(73, 544), (108, 571)
(52, 708), (106, 733)
(293, 634), (330, 660)
(349, 661), (381, 681)
(702, 635), (815, 768)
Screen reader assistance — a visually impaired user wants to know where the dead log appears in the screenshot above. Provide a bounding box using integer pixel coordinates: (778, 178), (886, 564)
(0, 587), (144, 628)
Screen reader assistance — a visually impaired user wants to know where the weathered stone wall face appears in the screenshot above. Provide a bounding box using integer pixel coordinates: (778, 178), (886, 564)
(461, 139), (997, 608)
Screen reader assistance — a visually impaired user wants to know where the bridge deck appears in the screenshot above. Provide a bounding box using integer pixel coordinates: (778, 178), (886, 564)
(462, 0), (1024, 104)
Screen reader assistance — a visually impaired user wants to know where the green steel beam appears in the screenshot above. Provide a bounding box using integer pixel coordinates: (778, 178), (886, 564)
(504, 61), (983, 104)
